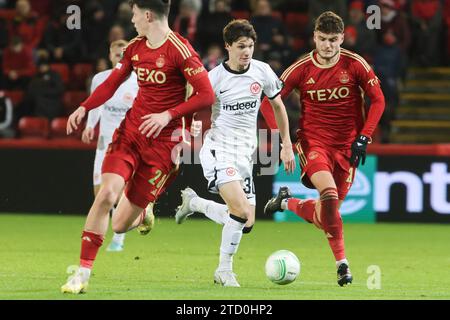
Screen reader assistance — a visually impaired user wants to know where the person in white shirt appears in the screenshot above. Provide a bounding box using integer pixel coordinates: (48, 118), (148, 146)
(174, 19), (295, 287)
(81, 39), (153, 252)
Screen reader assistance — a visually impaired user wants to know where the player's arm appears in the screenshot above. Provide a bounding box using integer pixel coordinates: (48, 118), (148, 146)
(260, 65), (299, 130)
(82, 76), (103, 143)
(261, 63), (296, 173)
(139, 57), (214, 138)
(350, 65), (386, 167)
(82, 107), (101, 144)
(67, 57), (132, 135)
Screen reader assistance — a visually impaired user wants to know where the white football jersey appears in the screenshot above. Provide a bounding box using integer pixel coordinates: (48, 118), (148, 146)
(86, 70), (138, 139)
(206, 59), (282, 156)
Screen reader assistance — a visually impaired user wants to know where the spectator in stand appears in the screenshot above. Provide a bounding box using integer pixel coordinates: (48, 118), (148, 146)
(82, 1), (110, 62)
(39, 7), (83, 64)
(17, 57), (64, 122)
(0, 91), (15, 138)
(250, 0), (287, 59)
(87, 24), (126, 69)
(343, 25), (358, 52)
(29, 0), (51, 17)
(374, 31), (402, 143)
(230, 0), (250, 11)
(202, 43), (225, 71)
(172, 0), (202, 44)
(1, 36), (35, 89)
(196, 0), (233, 53)
(8, 0), (44, 50)
(308, 0), (348, 31)
(266, 51), (283, 77)
(377, 0), (411, 78)
(114, 2), (137, 40)
(86, 57), (110, 92)
(410, 0), (443, 66)
(346, 0), (377, 63)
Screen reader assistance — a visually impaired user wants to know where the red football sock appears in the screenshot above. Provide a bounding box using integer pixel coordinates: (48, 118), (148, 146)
(80, 230), (104, 269)
(320, 187), (345, 261)
(287, 198), (315, 224)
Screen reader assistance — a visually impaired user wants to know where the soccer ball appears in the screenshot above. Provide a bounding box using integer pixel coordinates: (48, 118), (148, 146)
(265, 250), (301, 285)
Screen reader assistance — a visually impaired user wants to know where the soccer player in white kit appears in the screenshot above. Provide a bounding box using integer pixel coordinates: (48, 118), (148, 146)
(81, 39), (153, 252)
(174, 20), (295, 286)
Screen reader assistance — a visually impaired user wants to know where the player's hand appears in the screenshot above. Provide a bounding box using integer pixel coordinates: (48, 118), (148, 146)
(67, 106), (86, 135)
(350, 134), (369, 167)
(81, 127), (95, 144)
(190, 120), (202, 137)
(280, 144), (296, 174)
(139, 110), (172, 138)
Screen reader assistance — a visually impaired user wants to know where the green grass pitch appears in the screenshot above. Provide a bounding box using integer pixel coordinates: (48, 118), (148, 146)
(0, 213), (449, 300)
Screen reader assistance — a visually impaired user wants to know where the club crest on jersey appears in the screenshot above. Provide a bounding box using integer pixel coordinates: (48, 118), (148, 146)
(339, 71), (349, 84)
(123, 92), (134, 104)
(156, 56), (165, 68)
(226, 167), (236, 176)
(308, 151), (319, 160)
(250, 82), (261, 95)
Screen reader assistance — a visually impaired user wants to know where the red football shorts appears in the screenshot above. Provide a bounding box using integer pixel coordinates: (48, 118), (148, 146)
(101, 127), (180, 208)
(294, 139), (356, 200)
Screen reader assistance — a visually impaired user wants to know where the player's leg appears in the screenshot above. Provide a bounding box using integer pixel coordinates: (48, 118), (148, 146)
(61, 172), (126, 294)
(330, 153), (358, 286)
(175, 187), (229, 224)
(213, 180), (252, 287)
(264, 145), (327, 228)
(310, 170), (352, 286)
(92, 146), (127, 252)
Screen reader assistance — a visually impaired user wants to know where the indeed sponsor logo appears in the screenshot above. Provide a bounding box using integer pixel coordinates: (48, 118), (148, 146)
(104, 105), (129, 113)
(222, 100), (257, 111)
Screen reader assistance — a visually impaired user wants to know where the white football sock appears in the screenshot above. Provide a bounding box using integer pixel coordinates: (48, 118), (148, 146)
(336, 259), (349, 268)
(281, 199), (289, 210)
(218, 214), (246, 271)
(190, 197), (228, 225)
(112, 232), (125, 244)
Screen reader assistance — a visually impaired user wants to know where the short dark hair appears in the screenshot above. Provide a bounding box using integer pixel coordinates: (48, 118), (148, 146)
(314, 11), (344, 34)
(128, 0), (170, 17)
(223, 19), (257, 45)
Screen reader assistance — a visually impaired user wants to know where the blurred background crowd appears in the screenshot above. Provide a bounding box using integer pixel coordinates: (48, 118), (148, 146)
(1, 0), (450, 144)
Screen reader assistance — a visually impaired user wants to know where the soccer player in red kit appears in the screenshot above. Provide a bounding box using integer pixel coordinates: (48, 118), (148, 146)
(61, 0), (215, 294)
(262, 11), (385, 286)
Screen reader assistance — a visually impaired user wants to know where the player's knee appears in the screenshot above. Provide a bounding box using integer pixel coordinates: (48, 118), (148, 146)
(111, 220), (127, 234)
(97, 187), (120, 208)
(229, 202), (252, 220)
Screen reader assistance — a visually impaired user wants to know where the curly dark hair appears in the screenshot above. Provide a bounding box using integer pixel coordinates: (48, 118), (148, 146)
(314, 11), (344, 34)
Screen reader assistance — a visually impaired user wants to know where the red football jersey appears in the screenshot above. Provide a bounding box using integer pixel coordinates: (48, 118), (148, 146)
(82, 31), (208, 137)
(280, 48), (384, 149)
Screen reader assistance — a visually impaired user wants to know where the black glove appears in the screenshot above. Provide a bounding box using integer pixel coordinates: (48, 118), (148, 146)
(350, 135), (369, 167)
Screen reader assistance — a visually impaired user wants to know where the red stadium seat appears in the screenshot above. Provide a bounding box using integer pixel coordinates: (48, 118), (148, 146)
(52, 116), (85, 139)
(285, 13), (309, 37)
(50, 63), (70, 84)
(18, 116), (50, 138)
(50, 117), (70, 138)
(71, 63), (94, 90)
(63, 90), (89, 115)
(231, 10), (250, 20)
(4, 90), (24, 107)
(0, 9), (15, 21)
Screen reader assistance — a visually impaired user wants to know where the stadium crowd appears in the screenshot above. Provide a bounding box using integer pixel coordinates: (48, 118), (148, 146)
(0, 0), (449, 142)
